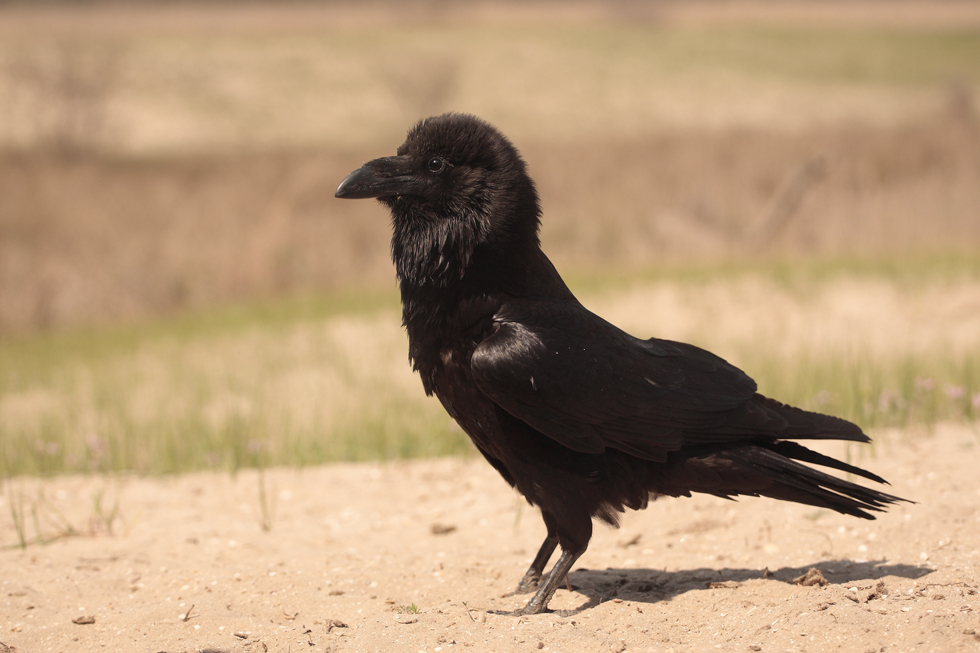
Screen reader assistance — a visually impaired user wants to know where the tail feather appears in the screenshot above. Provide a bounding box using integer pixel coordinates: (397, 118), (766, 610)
(664, 443), (909, 520)
(755, 395), (871, 443)
(740, 446), (905, 519)
(765, 440), (888, 485)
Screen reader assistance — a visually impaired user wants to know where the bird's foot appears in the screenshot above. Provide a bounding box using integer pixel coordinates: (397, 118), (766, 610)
(506, 571), (542, 596)
(517, 596), (553, 615)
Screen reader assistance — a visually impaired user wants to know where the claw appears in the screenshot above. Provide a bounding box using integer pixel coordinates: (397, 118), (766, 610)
(507, 570), (542, 596)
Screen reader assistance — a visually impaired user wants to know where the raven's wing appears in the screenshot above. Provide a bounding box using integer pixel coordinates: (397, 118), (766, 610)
(470, 299), (863, 462)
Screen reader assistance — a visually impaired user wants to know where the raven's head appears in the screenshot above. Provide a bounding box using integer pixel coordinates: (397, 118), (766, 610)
(336, 113), (541, 287)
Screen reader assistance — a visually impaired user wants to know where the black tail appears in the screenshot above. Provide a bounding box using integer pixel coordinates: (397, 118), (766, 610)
(664, 442), (909, 519)
(741, 443), (907, 518)
(755, 394), (872, 443)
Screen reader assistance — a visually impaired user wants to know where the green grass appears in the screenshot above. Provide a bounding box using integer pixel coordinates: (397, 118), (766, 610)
(0, 285), (400, 387)
(0, 285), (470, 476)
(746, 348), (979, 431)
(1, 256), (978, 477)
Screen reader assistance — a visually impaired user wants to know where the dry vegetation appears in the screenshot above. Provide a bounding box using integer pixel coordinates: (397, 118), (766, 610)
(1, 108), (979, 331)
(1, 3), (979, 331)
(0, 2), (979, 475)
(2, 270), (978, 476)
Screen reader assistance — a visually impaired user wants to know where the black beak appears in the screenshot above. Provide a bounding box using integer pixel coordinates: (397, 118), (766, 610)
(335, 155), (420, 200)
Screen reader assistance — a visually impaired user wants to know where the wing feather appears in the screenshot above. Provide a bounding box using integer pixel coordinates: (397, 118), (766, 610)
(470, 300), (762, 462)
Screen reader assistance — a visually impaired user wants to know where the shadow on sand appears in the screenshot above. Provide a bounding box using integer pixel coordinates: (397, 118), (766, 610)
(549, 559), (933, 614)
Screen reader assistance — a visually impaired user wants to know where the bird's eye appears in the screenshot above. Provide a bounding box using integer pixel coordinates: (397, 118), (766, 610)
(427, 157), (445, 173)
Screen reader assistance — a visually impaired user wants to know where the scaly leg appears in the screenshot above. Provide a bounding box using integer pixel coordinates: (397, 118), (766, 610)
(518, 547), (584, 615)
(509, 533), (559, 595)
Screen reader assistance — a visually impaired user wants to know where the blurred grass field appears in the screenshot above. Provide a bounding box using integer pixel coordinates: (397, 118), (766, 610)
(3, 257), (978, 476)
(2, 5), (979, 331)
(1, 2), (979, 476)
(3, 6), (980, 152)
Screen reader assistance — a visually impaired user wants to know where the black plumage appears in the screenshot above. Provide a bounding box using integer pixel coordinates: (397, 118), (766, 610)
(335, 113), (907, 615)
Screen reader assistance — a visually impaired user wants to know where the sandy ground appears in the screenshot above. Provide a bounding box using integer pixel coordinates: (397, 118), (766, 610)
(2, 423), (978, 653)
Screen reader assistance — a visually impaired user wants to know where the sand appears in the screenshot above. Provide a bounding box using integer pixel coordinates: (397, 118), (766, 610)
(2, 422), (978, 653)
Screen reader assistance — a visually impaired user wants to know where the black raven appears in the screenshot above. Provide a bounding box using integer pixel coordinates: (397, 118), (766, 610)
(335, 113), (907, 615)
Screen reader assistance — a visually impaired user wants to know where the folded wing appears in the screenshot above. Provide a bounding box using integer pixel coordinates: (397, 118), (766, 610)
(470, 299), (869, 465)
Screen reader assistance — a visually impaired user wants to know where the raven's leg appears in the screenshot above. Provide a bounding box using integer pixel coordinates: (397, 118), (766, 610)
(518, 514), (592, 614)
(509, 511), (559, 594)
(518, 546), (585, 615)
(511, 534), (559, 594)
